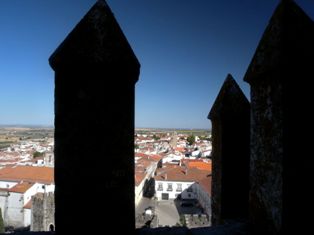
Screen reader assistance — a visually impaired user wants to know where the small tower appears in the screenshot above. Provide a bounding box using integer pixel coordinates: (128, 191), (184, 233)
(169, 132), (178, 148)
(208, 74), (250, 225)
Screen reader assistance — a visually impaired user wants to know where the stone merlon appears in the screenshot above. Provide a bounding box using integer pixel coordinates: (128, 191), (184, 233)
(49, 0), (140, 81)
(244, 0), (314, 83)
(208, 74), (249, 120)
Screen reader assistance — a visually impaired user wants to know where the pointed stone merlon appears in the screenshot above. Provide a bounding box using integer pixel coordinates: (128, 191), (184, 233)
(208, 74), (250, 225)
(244, 0), (314, 83)
(244, 0), (314, 234)
(49, 0), (140, 81)
(49, 1), (139, 234)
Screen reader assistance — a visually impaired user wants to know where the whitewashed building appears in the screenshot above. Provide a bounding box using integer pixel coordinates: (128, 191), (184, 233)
(162, 153), (183, 164)
(155, 178), (196, 200)
(154, 164), (210, 201)
(0, 166), (54, 228)
(134, 154), (162, 206)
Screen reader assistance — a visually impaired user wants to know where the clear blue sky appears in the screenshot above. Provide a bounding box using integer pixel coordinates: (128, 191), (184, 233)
(0, 0), (313, 129)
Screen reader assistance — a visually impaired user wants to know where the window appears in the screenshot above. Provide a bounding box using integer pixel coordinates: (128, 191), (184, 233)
(157, 183), (163, 191)
(176, 183), (182, 192)
(167, 183), (173, 191)
(161, 193), (169, 200)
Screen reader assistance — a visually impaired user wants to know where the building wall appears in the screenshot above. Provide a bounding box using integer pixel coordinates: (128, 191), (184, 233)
(0, 195), (5, 219)
(135, 179), (145, 206)
(32, 183), (55, 195)
(181, 183), (197, 200)
(155, 180), (195, 200)
(0, 190), (9, 224)
(23, 209), (31, 227)
(6, 192), (24, 228)
(162, 154), (182, 164)
(44, 184), (55, 193)
(135, 174), (156, 206)
(0, 181), (17, 189)
(194, 183), (211, 217)
(146, 162), (158, 178)
(135, 161), (158, 206)
(0, 182), (55, 228)
(23, 184), (39, 207)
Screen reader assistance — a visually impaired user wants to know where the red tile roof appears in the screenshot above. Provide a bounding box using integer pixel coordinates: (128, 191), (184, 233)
(0, 166), (54, 184)
(174, 147), (186, 153)
(155, 165), (210, 183)
(9, 181), (34, 193)
(149, 154), (162, 161)
(136, 158), (152, 171)
(135, 153), (149, 158)
(198, 175), (212, 196)
(135, 172), (146, 186)
(184, 159), (212, 172)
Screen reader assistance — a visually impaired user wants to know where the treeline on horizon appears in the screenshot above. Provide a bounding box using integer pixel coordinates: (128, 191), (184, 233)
(135, 127), (211, 136)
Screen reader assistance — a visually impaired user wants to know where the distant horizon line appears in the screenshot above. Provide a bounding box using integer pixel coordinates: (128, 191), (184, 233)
(0, 124), (54, 128)
(135, 127), (211, 131)
(0, 124), (210, 130)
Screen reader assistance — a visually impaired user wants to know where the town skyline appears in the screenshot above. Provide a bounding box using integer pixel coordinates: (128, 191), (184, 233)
(0, 0), (314, 129)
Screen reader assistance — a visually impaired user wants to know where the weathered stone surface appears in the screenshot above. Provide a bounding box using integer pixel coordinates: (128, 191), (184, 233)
(249, 80), (283, 234)
(208, 74), (250, 225)
(50, 0), (139, 234)
(31, 193), (55, 232)
(244, 0), (314, 234)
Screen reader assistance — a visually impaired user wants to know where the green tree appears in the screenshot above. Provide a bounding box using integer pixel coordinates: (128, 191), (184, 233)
(33, 151), (44, 158)
(0, 208), (5, 233)
(179, 215), (186, 226)
(153, 134), (160, 141)
(187, 135), (195, 146)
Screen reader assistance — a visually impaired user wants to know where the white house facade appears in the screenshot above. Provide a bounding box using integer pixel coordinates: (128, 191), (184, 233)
(0, 166), (54, 228)
(155, 179), (196, 200)
(0, 182), (55, 228)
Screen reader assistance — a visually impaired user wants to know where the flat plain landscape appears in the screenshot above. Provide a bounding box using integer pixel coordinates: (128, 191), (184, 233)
(0, 126), (53, 149)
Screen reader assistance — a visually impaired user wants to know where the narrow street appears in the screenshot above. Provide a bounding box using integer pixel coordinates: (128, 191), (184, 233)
(155, 200), (180, 227)
(136, 197), (210, 228)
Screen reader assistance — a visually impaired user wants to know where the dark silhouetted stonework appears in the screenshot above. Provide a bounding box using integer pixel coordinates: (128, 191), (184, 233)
(49, 0), (140, 234)
(244, 0), (314, 234)
(208, 74), (250, 225)
(31, 193), (55, 232)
